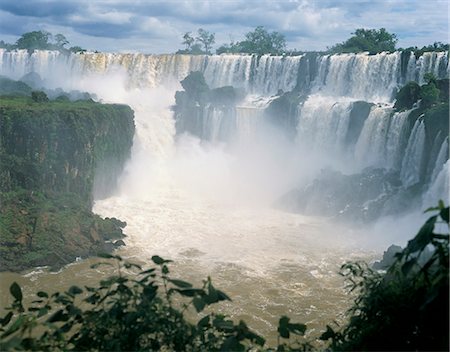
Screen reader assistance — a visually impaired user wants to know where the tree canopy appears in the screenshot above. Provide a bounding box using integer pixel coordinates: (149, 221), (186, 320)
(328, 28), (398, 54)
(16, 31), (51, 52)
(196, 28), (215, 55)
(216, 26), (286, 55)
(0, 31), (85, 54)
(177, 29), (215, 55)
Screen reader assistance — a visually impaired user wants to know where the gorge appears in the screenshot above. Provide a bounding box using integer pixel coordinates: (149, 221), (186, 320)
(0, 49), (448, 342)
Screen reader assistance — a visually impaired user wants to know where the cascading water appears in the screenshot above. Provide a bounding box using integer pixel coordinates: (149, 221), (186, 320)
(400, 119), (426, 187)
(0, 49), (448, 342)
(430, 137), (449, 185)
(297, 95), (354, 154)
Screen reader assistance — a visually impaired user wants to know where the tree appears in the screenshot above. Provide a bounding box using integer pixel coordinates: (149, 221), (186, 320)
(329, 28), (398, 54)
(182, 32), (195, 51)
(0, 40), (15, 50)
(216, 26), (287, 55)
(54, 33), (69, 48)
(420, 81), (440, 108)
(240, 26), (286, 55)
(196, 28), (215, 55)
(394, 81), (421, 111)
(69, 46), (86, 53)
(16, 31), (51, 53)
(31, 90), (49, 103)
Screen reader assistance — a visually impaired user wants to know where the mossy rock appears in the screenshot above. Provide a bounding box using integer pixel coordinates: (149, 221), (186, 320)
(0, 86), (135, 272)
(394, 81), (421, 111)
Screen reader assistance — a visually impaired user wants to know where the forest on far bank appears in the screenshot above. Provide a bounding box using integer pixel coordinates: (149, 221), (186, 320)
(1, 27), (448, 57)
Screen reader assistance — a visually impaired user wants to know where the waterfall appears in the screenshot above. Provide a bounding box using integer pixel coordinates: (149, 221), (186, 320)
(202, 106), (227, 142)
(234, 106), (263, 142)
(2, 49), (447, 94)
(415, 51), (449, 84)
(430, 137), (449, 184)
(1, 48), (448, 204)
(354, 106), (393, 168)
(400, 119), (426, 187)
(297, 95), (353, 153)
(423, 160), (449, 206)
(355, 107), (412, 171)
(313, 52), (402, 102)
(202, 55), (253, 91)
(252, 55), (302, 94)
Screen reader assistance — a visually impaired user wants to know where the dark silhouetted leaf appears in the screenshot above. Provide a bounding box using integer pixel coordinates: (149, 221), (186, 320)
(68, 286), (83, 296)
(287, 322), (307, 335)
(168, 279), (192, 288)
(47, 309), (69, 323)
(193, 296), (206, 312)
(0, 312), (13, 327)
(1, 316), (25, 338)
(38, 307), (49, 318)
(320, 325), (336, 340)
(176, 288), (204, 297)
(151, 255), (172, 265)
(401, 258), (417, 276)
(406, 216), (436, 253)
(10, 282), (22, 302)
(278, 316), (290, 338)
(220, 336), (244, 351)
(197, 315), (210, 328)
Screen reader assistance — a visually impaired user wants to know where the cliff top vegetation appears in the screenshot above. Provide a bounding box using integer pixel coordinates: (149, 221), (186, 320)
(2, 28), (447, 57)
(0, 30), (86, 54)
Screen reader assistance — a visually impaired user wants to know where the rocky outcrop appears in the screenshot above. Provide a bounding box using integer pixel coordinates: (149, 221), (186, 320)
(174, 71), (244, 141)
(0, 80), (135, 271)
(276, 167), (414, 222)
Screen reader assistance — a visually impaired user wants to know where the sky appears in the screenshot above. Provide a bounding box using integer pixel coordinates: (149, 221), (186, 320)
(0, 0), (448, 54)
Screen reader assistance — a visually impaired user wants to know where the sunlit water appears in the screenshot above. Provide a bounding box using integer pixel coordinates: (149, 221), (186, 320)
(0, 193), (379, 345)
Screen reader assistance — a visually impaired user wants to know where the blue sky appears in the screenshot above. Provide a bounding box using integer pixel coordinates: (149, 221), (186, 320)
(0, 0), (448, 53)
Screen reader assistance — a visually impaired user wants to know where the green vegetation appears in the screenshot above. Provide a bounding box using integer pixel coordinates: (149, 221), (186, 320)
(0, 190), (126, 271)
(0, 77), (32, 96)
(400, 42), (449, 58)
(30, 91), (49, 103)
(393, 81), (421, 110)
(394, 75), (449, 150)
(322, 202), (449, 351)
(0, 30), (86, 54)
(0, 205), (448, 351)
(0, 80), (135, 271)
(216, 26), (286, 55)
(177, 29), (216, 55)
(328, 28), (398, 54)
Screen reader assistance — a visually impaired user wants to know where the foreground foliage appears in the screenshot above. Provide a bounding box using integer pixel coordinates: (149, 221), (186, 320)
(0, 205), (448, 351)
(322, 203), (449, 351)
(0, 255), (309, 351)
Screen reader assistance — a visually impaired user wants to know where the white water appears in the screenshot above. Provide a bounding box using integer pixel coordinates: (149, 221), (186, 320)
(297, 95), (354, 155)
(400, 119), (426, 187)
(1, 49), (448, 341)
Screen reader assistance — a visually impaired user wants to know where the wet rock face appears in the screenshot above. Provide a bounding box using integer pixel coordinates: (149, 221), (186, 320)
(0, 85), (135, 272)
(276, 167), (417, 222)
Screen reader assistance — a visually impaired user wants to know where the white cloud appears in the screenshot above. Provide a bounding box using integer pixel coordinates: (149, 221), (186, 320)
(0, 0), (447, 53)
